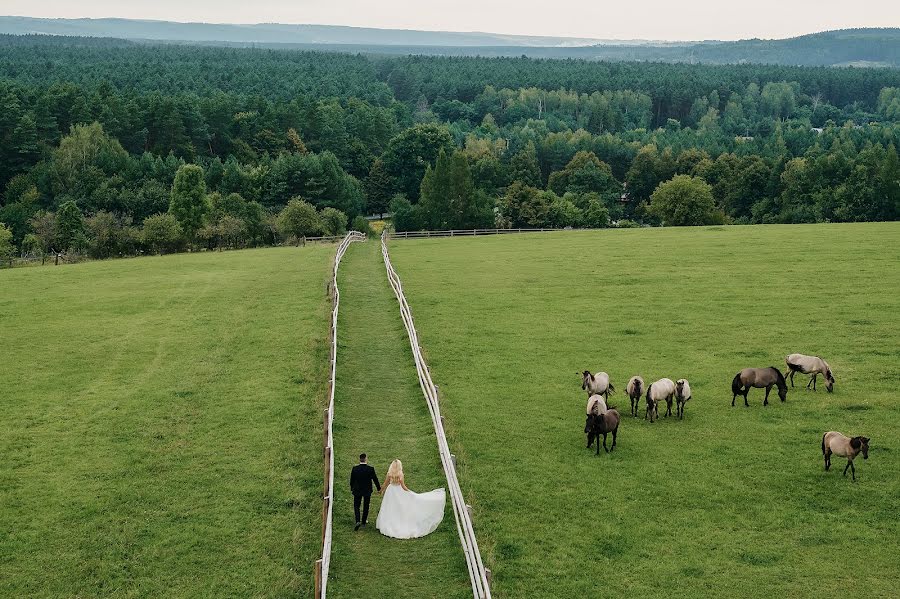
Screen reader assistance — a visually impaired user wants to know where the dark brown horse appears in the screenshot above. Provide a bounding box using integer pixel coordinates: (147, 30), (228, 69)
(586, 409), (620, 455)
(731, 367), (788, 406)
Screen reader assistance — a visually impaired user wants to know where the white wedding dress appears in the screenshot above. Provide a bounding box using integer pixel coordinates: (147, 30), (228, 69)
(376, 483), (446, 539)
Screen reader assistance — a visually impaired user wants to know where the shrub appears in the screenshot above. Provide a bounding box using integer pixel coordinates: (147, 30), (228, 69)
(320, 207), (348, 236)
(142, 213), (184, 254)
(650, 175), (724, 226)
(390, 195), (424, 232)
(277, 198), (323, 242)
(350, 215), (373, 236)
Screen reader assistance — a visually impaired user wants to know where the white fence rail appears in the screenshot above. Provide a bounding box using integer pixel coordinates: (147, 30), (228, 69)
(315, 230), (366, 598)
(390, 227), (558, 239)
(380, 231), (492, 598)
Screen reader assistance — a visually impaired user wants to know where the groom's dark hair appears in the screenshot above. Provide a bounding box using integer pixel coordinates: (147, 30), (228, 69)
(359, 453), (367, 461)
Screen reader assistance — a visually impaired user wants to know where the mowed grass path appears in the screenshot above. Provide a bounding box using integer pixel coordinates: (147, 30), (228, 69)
(390, 223), (900, 598)
(328, 241), (470, 598)
(0, 247), (333, 597)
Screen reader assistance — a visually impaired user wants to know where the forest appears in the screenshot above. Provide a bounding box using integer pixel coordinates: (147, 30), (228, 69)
(1, 34), (899, 260)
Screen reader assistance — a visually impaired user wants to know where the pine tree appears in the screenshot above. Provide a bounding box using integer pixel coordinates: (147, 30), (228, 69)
(364, 158), (395, 217)
(169, 164), (208, 241)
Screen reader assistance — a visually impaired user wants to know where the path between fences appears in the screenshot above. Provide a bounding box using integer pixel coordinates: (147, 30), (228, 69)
(321, 238), (474, 598)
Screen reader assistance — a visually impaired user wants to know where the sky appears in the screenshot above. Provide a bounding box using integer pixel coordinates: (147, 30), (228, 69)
(3, 0), (899, 41)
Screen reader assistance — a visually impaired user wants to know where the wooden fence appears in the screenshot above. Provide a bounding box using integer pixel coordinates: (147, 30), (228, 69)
(315, 230), (366, 598)
(380, 231), (492, 598)
(390, 227), (558, 239)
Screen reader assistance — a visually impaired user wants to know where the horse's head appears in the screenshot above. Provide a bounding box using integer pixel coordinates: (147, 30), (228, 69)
(854, 436), (870, 459)
(676, 379), (686, 395)
(582, 371), (592, 390)
(825, 369), (835, 393)
(777, 384), (788, 402)
(584, 414), (593, 434)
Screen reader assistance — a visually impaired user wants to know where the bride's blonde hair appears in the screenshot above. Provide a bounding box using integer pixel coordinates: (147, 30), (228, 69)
(386, 459), (404, 485)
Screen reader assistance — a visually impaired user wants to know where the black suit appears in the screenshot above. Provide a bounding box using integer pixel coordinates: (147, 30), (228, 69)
(350, 463), (381, 524)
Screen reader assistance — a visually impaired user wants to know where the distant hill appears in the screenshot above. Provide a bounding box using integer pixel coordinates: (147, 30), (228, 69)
(0, 16), (607, 47)
(0, 17), (898, 67)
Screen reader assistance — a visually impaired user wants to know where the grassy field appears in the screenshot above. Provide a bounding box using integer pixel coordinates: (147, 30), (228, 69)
(0, 246), (334, 597)
(329, 241), (470, 598)
(389, 223), (900, 598)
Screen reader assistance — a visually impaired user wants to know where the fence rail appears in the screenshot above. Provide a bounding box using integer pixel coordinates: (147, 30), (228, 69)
(315, 230), (366, 598)
(380, 231), (492, 598)
(390, 227), (558, 239)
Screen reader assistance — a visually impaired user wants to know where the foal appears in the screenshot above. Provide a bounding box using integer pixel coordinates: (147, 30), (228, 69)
(822, 431), (870, 482)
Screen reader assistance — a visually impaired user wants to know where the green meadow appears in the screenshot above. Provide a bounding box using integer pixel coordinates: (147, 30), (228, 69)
(0, 247), (334, 597)
(389, 223), (900, 598)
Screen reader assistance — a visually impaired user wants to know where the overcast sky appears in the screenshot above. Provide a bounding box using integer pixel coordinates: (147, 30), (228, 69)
(4, 1), (899, 41)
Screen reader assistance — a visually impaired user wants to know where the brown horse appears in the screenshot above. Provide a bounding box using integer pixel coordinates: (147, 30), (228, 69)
(731, 367), (788, 406)
(586, 409), (620, 455)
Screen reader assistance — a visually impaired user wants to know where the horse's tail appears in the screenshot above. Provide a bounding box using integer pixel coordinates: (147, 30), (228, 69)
(634, 380), (642, 398)
(646, 383), (653, 401)
(731, 372), (742, 395)
(821, 432), (827, 456)
(607, 382), (615, 395)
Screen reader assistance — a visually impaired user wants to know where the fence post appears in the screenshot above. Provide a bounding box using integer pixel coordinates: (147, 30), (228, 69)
(451, 453), (457, 469)
(485, 568), (492, 589)
(314, 559), (323, 598)
(466, 503), (473, 520)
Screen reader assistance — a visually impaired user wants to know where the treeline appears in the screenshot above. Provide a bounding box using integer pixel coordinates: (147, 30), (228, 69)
(1, 36), (900, 262)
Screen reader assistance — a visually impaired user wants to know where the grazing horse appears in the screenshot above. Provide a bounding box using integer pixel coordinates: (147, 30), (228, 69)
(626, 376), (644, 417)
(731, 367), (788, 407)
(823, 431), (869, 482)
(785, 353), (834, 392)
(582, 371), (615, 399)
(675, 379), (692, 420)
(586, 409), (620, 455)
(645, 378), (676, 422)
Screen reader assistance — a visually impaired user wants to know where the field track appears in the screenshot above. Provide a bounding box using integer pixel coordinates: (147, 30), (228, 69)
(328, 241), (470, 598)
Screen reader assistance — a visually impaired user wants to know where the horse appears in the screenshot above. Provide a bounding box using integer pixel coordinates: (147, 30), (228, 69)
(626, 376), (644, 417)
(586, 394), (608, 419)
(675, 378), (691, 420)
(823, 432), (869, 482)
(785, 353), (834, 393)
(731, 367), (788, 407)
(645, 378), (676, 422)
(586, 409), (620, 455)
(582, 371), (615, 399)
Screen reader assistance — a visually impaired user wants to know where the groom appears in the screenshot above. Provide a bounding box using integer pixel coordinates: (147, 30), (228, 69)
(350, 453), (381, 531)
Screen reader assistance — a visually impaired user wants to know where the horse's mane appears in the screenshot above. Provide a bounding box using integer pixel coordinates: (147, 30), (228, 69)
(769, 366), (787, 386)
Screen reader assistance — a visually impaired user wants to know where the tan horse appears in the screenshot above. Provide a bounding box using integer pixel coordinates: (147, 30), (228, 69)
(645, 378), (676, 422)
(582, 371), (614, 399)
(626, 376), (644, 417)
(823, 431), (870, 482)
(731, 367), (788, 407)
(786, 353), (834, 392)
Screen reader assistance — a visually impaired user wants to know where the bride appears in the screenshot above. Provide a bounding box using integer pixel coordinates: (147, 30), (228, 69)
(376, 459), (446, 539)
